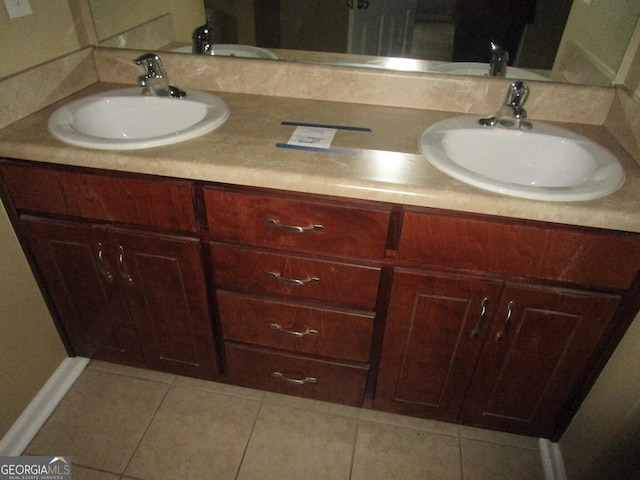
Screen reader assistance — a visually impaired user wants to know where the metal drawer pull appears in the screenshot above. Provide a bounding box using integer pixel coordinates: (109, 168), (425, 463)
(117, 245), (134, 286)
(267, 271), (320, 286)
(272, 371), (317, 385)
(270, 323), (319, 337)
(496, 301), (515, 341)
(96, 243), (113, 282)
(471, 297), (489, 339)
(265, 218), (324, 233)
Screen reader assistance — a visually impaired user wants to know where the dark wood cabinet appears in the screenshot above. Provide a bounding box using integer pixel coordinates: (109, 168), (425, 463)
(18, 216), (219, 379)
(2, 160), (639, 439)
(106, 227), (218, 378)
(204, 186), (390, 406)
(0, 161), (218, 380)
(217, 291), (375, 362)
(375, 270), (622, 438)
(374, 208), (640, 439)
(460, 283), (620, 437)
(18, 218), (144, 366)
(375, 271), (503, 422)
(203, 188), (391, 260)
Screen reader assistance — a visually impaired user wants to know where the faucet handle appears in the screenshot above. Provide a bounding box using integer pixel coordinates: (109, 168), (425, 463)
(479, 81), (532, 129)
(134, 53), (167, 78)
(505, 81), (529, 108)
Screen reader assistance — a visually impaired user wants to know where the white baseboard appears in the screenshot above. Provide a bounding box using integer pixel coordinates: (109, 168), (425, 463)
(540, 438), (568, 480)
(0, 356), (89, 456)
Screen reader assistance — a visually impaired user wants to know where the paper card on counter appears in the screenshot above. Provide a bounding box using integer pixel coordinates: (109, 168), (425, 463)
(287, 126), (337, 149)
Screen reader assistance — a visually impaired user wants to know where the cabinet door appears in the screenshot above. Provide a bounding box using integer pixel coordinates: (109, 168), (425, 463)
(461, 284), (621, 438)
(110, 229), (218, 379)
(19, 217), (144, 365)
(375, 271), (502, 421)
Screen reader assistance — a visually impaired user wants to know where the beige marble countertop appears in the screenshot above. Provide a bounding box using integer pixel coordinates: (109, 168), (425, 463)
(1, 82), (639, 233)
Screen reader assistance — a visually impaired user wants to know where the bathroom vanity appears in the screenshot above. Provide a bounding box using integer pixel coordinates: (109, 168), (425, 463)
(2, 51), (640, 442)
(2, 154), (640, 440)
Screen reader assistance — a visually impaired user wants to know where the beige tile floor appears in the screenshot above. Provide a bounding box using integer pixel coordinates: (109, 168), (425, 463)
(25, 361), (546, 480)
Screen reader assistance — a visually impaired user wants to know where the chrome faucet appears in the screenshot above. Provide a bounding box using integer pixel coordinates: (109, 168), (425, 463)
(489, 42), (508, 77)
(134, 53), (186, 98)
(192, 24), (213, 55)
(479, 81), (532, 129)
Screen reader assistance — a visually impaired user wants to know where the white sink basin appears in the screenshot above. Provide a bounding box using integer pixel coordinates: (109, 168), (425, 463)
(429, 62), (550, 81)
(419, 116), (625, 201)
(48, 87), (229, 150)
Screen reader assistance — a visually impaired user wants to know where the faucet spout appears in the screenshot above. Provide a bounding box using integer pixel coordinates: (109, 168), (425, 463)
(193, 24), (213, 55)
(489, 42), (509, 77)
(134, 53), (186, 98)
(479, 81), (532, 129)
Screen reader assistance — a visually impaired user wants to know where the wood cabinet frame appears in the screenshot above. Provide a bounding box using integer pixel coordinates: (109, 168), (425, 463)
(2, 158), (640, 440)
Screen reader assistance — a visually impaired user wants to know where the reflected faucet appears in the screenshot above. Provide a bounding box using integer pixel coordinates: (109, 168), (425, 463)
(489, 42), (509, 77)
(479, 81), (532, 130)
(193, 24), (213, 55)
(134, 53), (187, 98)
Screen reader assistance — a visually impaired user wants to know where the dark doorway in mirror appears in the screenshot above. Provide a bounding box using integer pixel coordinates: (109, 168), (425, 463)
(452, 0), (537, 65)
(413, 0), (572, 69)
(411, 22), (454, 61)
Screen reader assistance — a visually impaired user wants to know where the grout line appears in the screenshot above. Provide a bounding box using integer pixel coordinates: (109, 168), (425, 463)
(118, 381), (173, 478)
(259, 393), (360, 421)
(87, 361), (177, 385)
(458, 429), (466, 480)
(348, 417), (362, 480)
(67, 463), (124, 477)
(458, 425), (541, 451)
(171, 382), (266, 403)
(234, 397), (265, 480)
(357, 412), (461, 439)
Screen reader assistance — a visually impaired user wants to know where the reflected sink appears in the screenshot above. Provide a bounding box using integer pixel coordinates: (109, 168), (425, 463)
(428, 62), (550, 81)
(419, 116), (625, 201)
(171, 44), (278, 59)
(48, 87), (230, 150)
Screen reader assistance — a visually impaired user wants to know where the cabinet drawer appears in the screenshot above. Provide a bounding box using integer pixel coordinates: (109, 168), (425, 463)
(203, 188), (391, 259)
(0, 162), (197, 232)
(210, 244), (381, 310)
(218, 291), (374, 362)
(398, 210), (640, 289)
(225, 343), (368, 406)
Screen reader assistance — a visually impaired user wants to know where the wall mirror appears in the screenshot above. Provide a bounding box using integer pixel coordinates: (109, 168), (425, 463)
(87, 0), (640, 87)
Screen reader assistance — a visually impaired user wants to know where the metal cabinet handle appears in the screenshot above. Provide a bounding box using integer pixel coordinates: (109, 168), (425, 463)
(96, 243), (113, 282)
(471, 297), (489, 339)
(346, 0), (354, 8)
(117, 245), (134, 286)
(272, 371), (317, 385)
(267, 271), (320, 286)
(496, 301), (515, 341)
(270, 323), (319, 338)
(357, 0), (370, 8)
(265, 218), (324, 234)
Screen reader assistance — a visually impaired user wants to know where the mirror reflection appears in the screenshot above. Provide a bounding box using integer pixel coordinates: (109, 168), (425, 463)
(88, 0), (640, 87)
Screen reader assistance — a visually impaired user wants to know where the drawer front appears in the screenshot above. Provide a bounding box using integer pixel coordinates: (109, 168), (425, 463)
(225, 343), (368, 406)
(0, 162), (197, 232)
(210, 244), (381, 310)
(204, 188), (391, 259)
(399, 210), (640, 289)
(218, 291), (374, 362)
